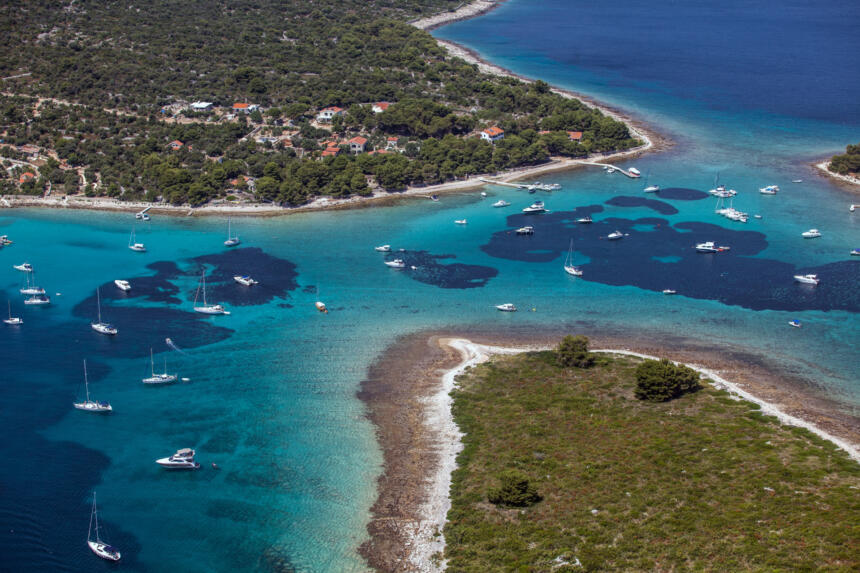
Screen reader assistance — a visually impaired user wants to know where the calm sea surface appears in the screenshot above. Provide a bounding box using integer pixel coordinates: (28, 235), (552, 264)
(2, 0), (858, 570)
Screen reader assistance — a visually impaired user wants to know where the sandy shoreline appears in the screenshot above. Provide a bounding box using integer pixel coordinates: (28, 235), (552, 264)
(358, 330), (859, 571)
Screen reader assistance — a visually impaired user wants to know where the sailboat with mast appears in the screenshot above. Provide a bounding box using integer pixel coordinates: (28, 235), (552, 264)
(20, 269), (45, 295)
(91, 288), (118, 335)
(563, 239), (583, 277)
(193, 270), (230, 315)
(4, 301), (23, 325)
(224, 217), (240, 247)
(87, 492), (121, 561)
(128, 227), (146, 252)
(74, 360), (112, 412)
(142, 348), (178, 384)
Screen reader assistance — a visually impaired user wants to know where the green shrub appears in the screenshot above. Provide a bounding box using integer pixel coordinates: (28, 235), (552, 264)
(634, 358), (702, 402)
(556, 335), (595, 368)
(487, 470), (541, 507)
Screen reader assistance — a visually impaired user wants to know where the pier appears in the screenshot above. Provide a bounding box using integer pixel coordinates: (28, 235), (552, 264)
(478, 178), (561, 190)
(572, 161), (640, 178)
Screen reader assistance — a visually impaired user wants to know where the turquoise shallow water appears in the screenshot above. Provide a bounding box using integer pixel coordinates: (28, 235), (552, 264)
(2, 0), (859, 571)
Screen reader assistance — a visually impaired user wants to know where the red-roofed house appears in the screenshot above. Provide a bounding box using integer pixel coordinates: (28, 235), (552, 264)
(368, 149), (390, 156)
(19, 171), (36, 184)
(386, 136), (399, 150)
(321, 146), (341, 158)
(232, 103), (259, 114)
(371, 102), (391, 114)
(168, 140), (184, 150)
(567, 131), (583, 141)
(480, 126), (505, 143)
(316, 106), (344, 123)
(348, 136), (368, 154)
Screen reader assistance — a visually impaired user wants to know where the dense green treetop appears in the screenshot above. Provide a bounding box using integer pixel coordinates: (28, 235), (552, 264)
(829, 143), (860, 175)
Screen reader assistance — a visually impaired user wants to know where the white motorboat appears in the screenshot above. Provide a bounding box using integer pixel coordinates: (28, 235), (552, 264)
(233, 275), (258, 286)
(850, 204), (858, 212)
(851, 249), (860, 256)
(662, 289), (677, 295)
(495, 303), (517, 312)
(156, 448), (200, 469)
(789, 319), (802, 328)
(563, 239), (583, 277)
(695, 241), (729, 253)
(754, 214), (762, 219)
(374, 245), (391, 252)
(576, 216), (593, 224)
(24, 295), (50, 305)
(384, 259), (406, 268)
(13, 262), (32, 272)
(522, 201), (546, 213)
(759, 185), (779, 194)
(801, 229), (821, 239)
(515, 226), (534, 235)
(74, 360), (112, 412)
(87, 492), (121, 562)
(492, 200), (510, 208)
(135, 207), (151, 220)
(792, 179), (803, 183)
(114, 279), (131, 291)
(315, 301), (328, 313)
(643, 184), (660, 193)
(793, 274), (819, 285)
(91, 288), (118, 336)
(224, 217), (240, 247)
(20, 270), (46, 295)
(142, 348), (178, 384)
(0, 235), (12, 246)
(193, 271), (230, 315)
(128, 228), (146, 252)
(607, 167), (616, 174)
(480, 191), (487, 197)
(628, 167), (641, 177)
(607, 230), (625, 240)
(4, 301), (23, 325)
(454, 219), (467, 225)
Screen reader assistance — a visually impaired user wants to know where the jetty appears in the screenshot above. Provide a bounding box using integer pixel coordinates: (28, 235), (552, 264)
(478, 178), (561, 191)
(573, 160), (640, 178)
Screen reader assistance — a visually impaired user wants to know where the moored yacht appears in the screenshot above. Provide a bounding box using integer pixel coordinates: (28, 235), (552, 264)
(759, 185), (779, 194)
(628, 167), (641, 177)
(224, 217), (240, 247)
(492, 200), (510, 208)
(454, 219), (467, 225)
(515, 226), (534, 235)
(20, 270), (46, 295)
(563, 239), (583, 277)
(128, 228), (146, 252)
(576, 215), (593, 224)
(87, 492), (121, 562)
(643, 184), (660, 193)
(495, 303), (517, 312)
(695, 241), (730, 253)
(789, 319), (802, 328)
(91, 288), (118, 336)
(114, 279), (131, 291)
(522, 201), (546, 213)
(13, 262), (32, 272)
(24, 295), (50, 305)
(156, 448), (200, 469)
(74, 360), (112, 413)
(662, 289), (677, 295)
(374, 245), (391, 252)
(801, 229), (821, 238)
(193, 271), (230, 315)
(142, 348), (178, 384)
(851, 249), (860, 256)
(793, 274), (819, 285)
(233, 275), (258, 286)
(384, 259), (406, 268)
(607, 230), (625, 240)
(4, 301), (22, 325)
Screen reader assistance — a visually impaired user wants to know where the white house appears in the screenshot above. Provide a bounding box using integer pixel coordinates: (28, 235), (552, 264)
(371, 102), (391, 114)
(316, 106), (344, 122)
(348, 136), (368, 154)
(480, 126), (505, 143)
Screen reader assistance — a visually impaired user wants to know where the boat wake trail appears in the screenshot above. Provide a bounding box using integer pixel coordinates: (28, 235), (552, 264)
(165, 338), (188, 355)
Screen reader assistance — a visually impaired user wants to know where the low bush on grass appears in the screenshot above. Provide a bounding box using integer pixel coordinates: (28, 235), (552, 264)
(634, 358), (701, 402)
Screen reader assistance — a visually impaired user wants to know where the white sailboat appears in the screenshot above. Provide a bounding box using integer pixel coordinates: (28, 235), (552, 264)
(74, 360), (112, 412)
(193, 270), (230, 315)
(224, 218), (240, 247)
(128, 227), (146, 252)
(87, 492), (121, 561)
(564, 239), (583, 277)
(4, 301), (23, 325)
(20, 269), (46, 295)
(142, 348), (178, 384)
(91, 288), (118, 335)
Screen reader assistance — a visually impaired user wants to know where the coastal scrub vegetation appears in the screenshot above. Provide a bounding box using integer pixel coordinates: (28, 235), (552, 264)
(556, 335), (596, 368)
(445, 349), (859, 571)
(0, 1), (638, 205)
(487, 470), (542, 508)
(829, 143), (860, 175)
(633, 357), (702, 402)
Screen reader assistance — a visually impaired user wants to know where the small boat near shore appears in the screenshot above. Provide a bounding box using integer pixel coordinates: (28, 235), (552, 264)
(662, 289), (677, 295)
(495, 303), (517, 312)
(628, 167), (641, 177)
(13, 262), (32, 272)
(374, 244), (391, 252)
(851, 249), (860, 256)
(114, 279), (131, 291)
(128, 228), (146, 252)
(522, 201), (546, 213)
(793, 274), (819, 285)
(789, 319), (802, 328)
(384, 259), (406, 268)
(454, 219), (467, 225)
(492, 200), (510, 208)
(224, 218), (240, 247)
(801, 229), (821, 239)
(759, 185), (779, 194)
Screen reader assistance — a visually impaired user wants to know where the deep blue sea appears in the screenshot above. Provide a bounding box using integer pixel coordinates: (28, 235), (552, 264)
(2, 1), (858, 571)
